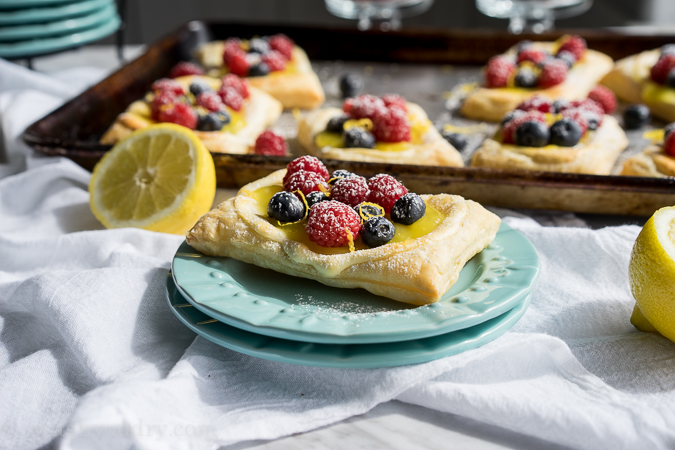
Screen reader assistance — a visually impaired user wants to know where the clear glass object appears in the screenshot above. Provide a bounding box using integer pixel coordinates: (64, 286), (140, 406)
(325, 0), (434, 31)
(476, 0), (594, 34)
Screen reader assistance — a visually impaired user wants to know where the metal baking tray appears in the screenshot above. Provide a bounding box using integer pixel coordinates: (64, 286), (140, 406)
(22, 20), (675, 215)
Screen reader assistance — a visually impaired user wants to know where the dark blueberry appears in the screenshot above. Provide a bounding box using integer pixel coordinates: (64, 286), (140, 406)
(586, 115), (599, 131)
(339, 73), (363, 99)
(189, 81), (213, 97)
(549, 118), (582, 147)
(391, 193), (426, 226)
(326, 115), (349, 133)
(248, 63), (270, 77)
(343, 127), (376, 148)
(501, 110), (524, 125)
(361, 216), (395, 248)
(667, 69), (675, 89)
(551, 99), (570, 114)
(556, 50), (576, 68)
(267, 191), (306, 223)
(623, 104), (651, 130)
(305, 191), (329, 208)
(661, 44), (675, 56)
(197, 111), (230, 131)
(514, 121), (550, 147)
(248, 38), (270, 54)
(440, 130), (468, 151)
(664, 122), (675, 140)
(354, 202), (384, 221)
(515, 40), (533, 52)
(329, 169), (356, 185)
(514, 68), (538, 88)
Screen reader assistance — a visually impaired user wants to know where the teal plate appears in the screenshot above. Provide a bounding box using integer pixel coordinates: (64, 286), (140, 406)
(0, 0), (112, 25)
(172, 222), (539, 344)
(0, 0), (77, 10)
(167, 274), (531, 368)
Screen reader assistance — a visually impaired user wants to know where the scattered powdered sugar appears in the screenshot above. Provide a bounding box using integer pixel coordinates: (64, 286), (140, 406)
(290, 293), (419, 318)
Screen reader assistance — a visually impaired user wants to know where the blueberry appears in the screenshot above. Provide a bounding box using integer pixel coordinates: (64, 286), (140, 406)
(339, 73), (363, 99)
(248, 63), (270, 77)
(361, 216), (395, 248)
(552, 99), (570, 113)
(514, 68), (538, 88)
(667, 69), (675, 89)
(326, 115), (349, 133)
(501, 110), (524, 125)
(189, 81), (213, 97)
(549, 118), (582, 147)
(248, 38), (270, 54)
(665, 122), (675, 140)
(354, 202), (384, 221)
(662, 44), (675, 56)
(391, 193), (426, 226)
(586, 114), (599, 131)
(329, 169), (356, 185)
(343, 127), (376, 148)
(623, 104), (651, 130)
(440, 130), (468, 151)
(305, 191), (329, 208)
(514, 121), (550, 147)
(267, 191), (306, 223)
(556, 50), (576, 68)
(197, 111), (230, 131)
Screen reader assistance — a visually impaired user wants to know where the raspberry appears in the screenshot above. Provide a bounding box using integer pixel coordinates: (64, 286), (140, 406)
(485, 55), (516, 88)
(268, 34), (294, 60)
(538, 59), (568, 88)
(151, 78), (184, 96)
(561, 108), (589, 135)
(367, 174), (408, 213)
(283, 170), (329, 198)
(501, 111), (546, 144)
(517, 48), (547, 65)
(342, 98), (355, 115)
(261, 50), (287, 72)
(254, 130), (287, 156)
(151, 90), (178, 120)
(218, 87), (244, 111)
(665, 122), (675, 140)
(665, 132), (675, 158)
(228, 51), (250, 77)
(284, 156), (330, 185)
(587, 86), (617, 114)
(331, 176), (370, 207)
(516, 96), (552, 113)
(223, 39), (244, 66)
(571, 98), (604, 128)
(195, 91), (223, 112)
(651, 54), (675, 85)
(349, 94), (386, 120)
(221, 74), (249, 98)
(372, 107), (411, 143)
(168, 62), (204, 78)
(557, 35), (586, 61)
(381, 94), (407, 112)
(156, 103), (197, 129)
(305, 201), (361, 247)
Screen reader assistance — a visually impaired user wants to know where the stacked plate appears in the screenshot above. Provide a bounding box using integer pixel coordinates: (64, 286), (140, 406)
(0, 0), (121, 59)
(167, 223), (540, 368)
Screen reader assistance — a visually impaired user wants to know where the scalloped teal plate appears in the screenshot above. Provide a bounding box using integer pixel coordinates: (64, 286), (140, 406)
(0, 0), (76, 10)
(0, 0), (112, 25)
(172, 222), (539, 344)
(167, 274), (530, 368)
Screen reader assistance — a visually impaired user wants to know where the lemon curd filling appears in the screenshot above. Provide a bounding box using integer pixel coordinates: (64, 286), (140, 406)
(131, 103), (246, 134)
(643, 81), (675, 106)
(250, 185), (443, 255)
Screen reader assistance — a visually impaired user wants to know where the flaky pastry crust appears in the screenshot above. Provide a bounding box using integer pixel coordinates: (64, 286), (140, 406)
(620, 144), (675, 178)
(186, 170), (500, 305)
(471, 115), (628, 174)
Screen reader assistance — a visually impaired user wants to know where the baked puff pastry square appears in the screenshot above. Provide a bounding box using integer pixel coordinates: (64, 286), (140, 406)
(100, 75), (282, 154)
(186, 165), (500, 306)
(620, 128), (675, 178)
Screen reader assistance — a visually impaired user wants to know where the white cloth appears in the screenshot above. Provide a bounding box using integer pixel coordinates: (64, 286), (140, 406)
(2, 61), (675, 450)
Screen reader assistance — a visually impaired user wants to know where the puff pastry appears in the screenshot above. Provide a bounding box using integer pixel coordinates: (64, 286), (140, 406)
(461, 43), (614, 122)
(195, 43), (325, 110)
(471, 115), (628, 174)
(100, 75), (283, 154)
(620, 144), (675, 178)
(186, 169), (500, 305)
(298, 104), (465, 167)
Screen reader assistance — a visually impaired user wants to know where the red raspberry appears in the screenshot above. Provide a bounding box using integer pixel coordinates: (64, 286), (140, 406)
(168, 62), (204, 78)
(382, 94), (407, 112)
(218, 87), (244, 111)
(195, 91), (223, 112)
(562, 108), (589, 135)
(538, 59), (568, 88)
(587, 86), (617, 114)
(517, 48), (547, 65)
(501, 111), (546, 144)
(305, 201), (361, 247)
(651, 54), (675, 85)
(557, 35), (587, 61)
(156, 103), (197, 129)
(254, 130), (287, 156)
(151, 90), (178, 120)
(330, 176), (370, 207)
(228, 51), (250, 77)
(268, 34), (294, 61)
(485, 55), (516, 88)
(367, 174), (408, 213)
(342, 98), (354, 115)
(284, 156), (330, 184)
(372, 108), (411, 143)
(151, 78), (184, 96)
(221, 74), (249, 98)
(349, 95), (386, 120)
(571, 98), (604, 128)
(664, 132), (675, 158)
(283, 170), (329, 198)
(261, 50), (287, 72)
(516, 96), (552, 113)
(223, 39), (244, 66)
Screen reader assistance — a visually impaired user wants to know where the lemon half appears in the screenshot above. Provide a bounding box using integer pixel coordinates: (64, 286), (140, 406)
(629, 206), (675, 341)
(89, 124), (216, 235)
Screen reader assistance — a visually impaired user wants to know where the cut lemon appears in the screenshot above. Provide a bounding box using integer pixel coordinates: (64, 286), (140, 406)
(89, 123), (216, 235)
(629, 206), (675, 342)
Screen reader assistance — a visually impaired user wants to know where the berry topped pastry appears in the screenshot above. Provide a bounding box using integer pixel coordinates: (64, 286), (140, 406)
(461, 36), (614, 122)
(100, 74), (283, 155)
(471, 92), (628, 174)
(297, 94), (464, 167)
(195, 34), (325, 110)
(186, 156), (500, 305)
(620, 123), (675, 178)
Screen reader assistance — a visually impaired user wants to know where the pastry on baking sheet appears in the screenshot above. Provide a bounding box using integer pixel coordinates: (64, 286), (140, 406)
(186, 158), (500, 305)
(100, 74), (283, 154)
(620, 127), (675, 178)
(195, 34), (325, 110)
(297, 94), (464, 167)
(461, 35), (614, 122)
(471, 96), (628, 174)
(601, 47), (675, 123)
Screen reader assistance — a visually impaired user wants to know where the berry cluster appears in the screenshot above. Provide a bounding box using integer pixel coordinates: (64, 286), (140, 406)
(485, 36), (587, 89)
(222, 34), (295, 78)
(268, 157), (426, 248)
(650, 45), (675, 87)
